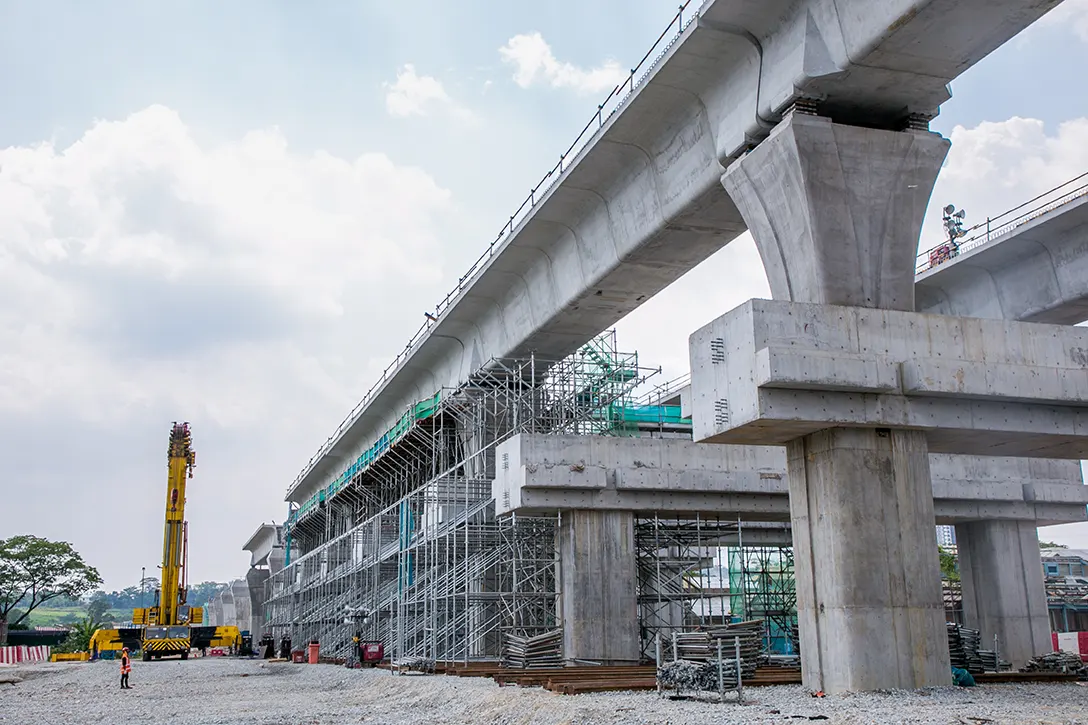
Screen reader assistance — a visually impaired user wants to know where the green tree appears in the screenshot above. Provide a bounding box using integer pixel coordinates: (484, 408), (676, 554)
(0, 535), (102, 644)
(1040, 541), (1067, 549)
(87, 592), (111, 622)
(939, 546), (960, 582)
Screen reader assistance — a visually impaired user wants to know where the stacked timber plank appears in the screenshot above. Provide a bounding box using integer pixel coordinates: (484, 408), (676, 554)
(502, 630), (563, 669)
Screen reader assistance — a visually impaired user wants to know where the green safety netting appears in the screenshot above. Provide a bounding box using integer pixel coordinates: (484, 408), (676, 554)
(288, 392), (442, 526)
(285, 338), (688, 540)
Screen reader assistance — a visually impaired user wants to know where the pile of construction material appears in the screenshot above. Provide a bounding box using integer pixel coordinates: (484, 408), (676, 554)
(947, 623), (984, 673)
(502, 629), (562, 669)
(978, 649), (1011, 673)
(1020, 650), (1088, 676)
(657, 658), (747, 691)
(657, 620), (765, 693)
(392, 656), (435, 673)
(665, 621), (763, 674)
(709, 620), (763, 675)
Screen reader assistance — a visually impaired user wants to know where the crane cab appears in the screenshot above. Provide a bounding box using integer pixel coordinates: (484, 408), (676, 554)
(142, 625), (191, 661)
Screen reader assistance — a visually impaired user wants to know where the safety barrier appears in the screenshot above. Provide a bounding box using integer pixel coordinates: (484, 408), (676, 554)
(0, 645), (52, 664)
(50, 652), (89, 663)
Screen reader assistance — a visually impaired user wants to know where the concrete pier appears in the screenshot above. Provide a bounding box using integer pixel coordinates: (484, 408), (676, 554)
(956, 520), (1053, 668)
(709, 113), (953, 692)
(788, 428), (948, 692)
(558, 510), (640, 665)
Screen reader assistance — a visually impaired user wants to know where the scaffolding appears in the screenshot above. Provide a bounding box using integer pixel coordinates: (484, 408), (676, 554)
(265, 330), (808, 665)
(727, 547), (797, 655)
(265, 332), (661, 663)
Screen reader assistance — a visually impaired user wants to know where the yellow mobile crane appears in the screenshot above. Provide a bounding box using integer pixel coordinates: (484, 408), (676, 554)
(92, 423), (239, 660)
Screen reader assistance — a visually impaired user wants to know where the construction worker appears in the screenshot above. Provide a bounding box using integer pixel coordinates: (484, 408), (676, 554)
(120, 647), (132, 689)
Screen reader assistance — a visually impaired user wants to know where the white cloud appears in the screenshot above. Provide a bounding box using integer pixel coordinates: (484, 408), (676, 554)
(383, 64), (474, 121)
(0, 105), (462, 586)
(1037, 0), (1088, 41)
(499, 32), (628, 95)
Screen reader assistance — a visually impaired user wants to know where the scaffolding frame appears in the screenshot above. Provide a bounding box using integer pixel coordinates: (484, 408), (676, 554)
(265, 332), (659, 663)
(727, 546), (797, 655)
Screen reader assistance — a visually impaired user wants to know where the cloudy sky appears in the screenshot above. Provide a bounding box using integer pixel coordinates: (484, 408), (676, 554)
(3, 1), (1088, 590)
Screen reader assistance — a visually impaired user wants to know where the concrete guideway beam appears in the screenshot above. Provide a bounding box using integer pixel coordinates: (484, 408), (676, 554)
(917, 194), (1088, 325)
(492, 434), (1088, 526)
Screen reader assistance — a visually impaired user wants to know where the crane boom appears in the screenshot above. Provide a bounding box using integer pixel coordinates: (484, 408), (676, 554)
(159, 422), (195, 626)
(88, 422), (240, 661)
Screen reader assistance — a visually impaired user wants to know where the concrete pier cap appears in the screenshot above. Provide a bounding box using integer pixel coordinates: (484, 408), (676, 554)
(691, 112), (1088, 693)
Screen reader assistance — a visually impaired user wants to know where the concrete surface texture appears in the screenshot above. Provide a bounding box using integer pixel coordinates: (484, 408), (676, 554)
(690, 297), (1088, 457)
(787, 428), (949, 693)
(721, 113), (949, 311)
(917, 192), (1088, 324)
(956, 520), (1053, 668)
(558, 510), (639, 665)
(492, 433), (1088, 526)
(285, 0), (1062, 507)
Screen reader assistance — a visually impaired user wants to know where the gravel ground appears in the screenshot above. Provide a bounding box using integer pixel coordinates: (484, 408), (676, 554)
(1, 658), (1085, 725)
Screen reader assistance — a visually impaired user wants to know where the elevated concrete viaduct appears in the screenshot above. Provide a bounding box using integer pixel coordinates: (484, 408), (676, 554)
(286, 0), (1065, 509)
(273, 0), (1084, 694)
(917, 191), (1088, 324)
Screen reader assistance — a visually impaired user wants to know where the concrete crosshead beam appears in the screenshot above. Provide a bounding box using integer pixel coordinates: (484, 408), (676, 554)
(492, 434), (1088, 526)
(690, 298), (1088, 458)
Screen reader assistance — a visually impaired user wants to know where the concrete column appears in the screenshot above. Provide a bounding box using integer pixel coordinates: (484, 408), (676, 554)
(721, 113), (951, 692)
(956, 521), (1052, 668)
(559, 510), (639, 665)
(788, 429), (948, 692)
(246, 568), (270, 638)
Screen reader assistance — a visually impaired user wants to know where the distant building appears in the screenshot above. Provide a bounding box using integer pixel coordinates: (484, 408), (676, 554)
(1041, 548), (1088, 633)
(936, 525), (956, 548)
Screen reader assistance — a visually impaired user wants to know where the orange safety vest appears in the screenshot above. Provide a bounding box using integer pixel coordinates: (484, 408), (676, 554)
(120, 654), (131, 674)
